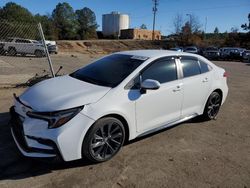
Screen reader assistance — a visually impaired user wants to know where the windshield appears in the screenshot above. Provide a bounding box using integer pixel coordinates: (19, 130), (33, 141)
(70, 54), (146, 87)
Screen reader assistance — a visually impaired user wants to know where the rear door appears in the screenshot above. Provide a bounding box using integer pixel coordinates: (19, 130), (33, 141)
(178, 56), (213, 117)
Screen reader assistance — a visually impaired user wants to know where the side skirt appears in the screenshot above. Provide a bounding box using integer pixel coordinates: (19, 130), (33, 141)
(137, 114), (198, 138)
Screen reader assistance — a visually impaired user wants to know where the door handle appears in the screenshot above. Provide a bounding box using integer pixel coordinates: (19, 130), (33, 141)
(202, 77), (209, 82)
(173, 85), (181, 92)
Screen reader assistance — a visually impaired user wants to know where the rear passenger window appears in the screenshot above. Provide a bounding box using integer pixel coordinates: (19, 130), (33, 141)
(199, 60), (210, 73)
(180, 57), (200, 78)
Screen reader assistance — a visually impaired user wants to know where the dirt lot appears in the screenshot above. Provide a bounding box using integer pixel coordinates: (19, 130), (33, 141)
(0, 54), (250, 188)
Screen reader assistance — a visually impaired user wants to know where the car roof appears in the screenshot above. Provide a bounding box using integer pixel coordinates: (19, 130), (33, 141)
(116, 50), (197, 59)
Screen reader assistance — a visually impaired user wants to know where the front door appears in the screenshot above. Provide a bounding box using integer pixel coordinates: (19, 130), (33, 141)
(135, 57), (183, 133)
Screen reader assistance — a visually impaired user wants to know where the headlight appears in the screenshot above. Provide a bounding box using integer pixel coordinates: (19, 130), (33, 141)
(26, 106), (84, 129)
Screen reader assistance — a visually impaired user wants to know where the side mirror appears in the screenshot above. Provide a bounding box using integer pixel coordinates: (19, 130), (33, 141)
(140, 79), (160, 94)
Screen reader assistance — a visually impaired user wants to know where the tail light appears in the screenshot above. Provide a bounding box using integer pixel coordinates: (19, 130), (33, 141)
(223, 71), (228, 77)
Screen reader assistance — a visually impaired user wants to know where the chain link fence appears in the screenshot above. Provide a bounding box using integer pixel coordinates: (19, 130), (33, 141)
(0, 20), (56, 88)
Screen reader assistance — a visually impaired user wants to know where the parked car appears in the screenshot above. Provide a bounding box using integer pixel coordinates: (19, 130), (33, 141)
(47, 44), (58, 54)
(242, 50), (250, 62)
(203, 47), (220, 60)
(229, 48), (245, 60)
(169, 47), (183, 52)
(10, 50), (228, 162)
(184, 46), (199, 54)
(0, 41), (5, 55)
(39, 40), (58, 54)
(3, 37), (45, 57)
(220, 47), (245, 60)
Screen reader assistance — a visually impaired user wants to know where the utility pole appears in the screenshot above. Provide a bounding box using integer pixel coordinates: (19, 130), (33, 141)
(152, 0), (159, 40)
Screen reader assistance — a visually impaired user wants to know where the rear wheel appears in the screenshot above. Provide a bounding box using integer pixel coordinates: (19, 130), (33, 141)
(82, 117), (125, 163)
(202, 91), (222, 120)
(8, 47), (16, 56)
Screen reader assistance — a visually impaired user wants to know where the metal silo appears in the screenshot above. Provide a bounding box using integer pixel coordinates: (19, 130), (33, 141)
(102, 12), (129, 37)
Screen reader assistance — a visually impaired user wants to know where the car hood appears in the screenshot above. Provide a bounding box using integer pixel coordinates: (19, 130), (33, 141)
(19, 75), (111, 111)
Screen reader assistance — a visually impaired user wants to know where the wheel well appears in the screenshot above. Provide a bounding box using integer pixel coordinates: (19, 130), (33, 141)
(8, 47), (16, 50)
(101, 114), (130, 143)
(213, 89), (223, 102)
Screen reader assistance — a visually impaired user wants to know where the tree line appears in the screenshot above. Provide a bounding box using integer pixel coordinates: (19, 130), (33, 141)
(171, 13), (250, 48)
(0, 2), (98, 40)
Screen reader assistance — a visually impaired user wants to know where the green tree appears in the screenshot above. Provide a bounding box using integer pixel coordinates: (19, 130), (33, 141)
(214, 27), (219, 34)
(75, 7), (98, 39)
(241, 13), (250, 31)
(34, 14), (57, 40)
(52, 2), (78, 40)
(0, 2), (39, 40)
(140, 24), (147, 29)
(231, 26), (239, 33)
(0, 2), (34, 23)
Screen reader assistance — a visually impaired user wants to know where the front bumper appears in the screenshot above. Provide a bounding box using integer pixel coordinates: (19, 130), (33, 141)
(10, 107), (59, 158)
(10, 102), (95, 161)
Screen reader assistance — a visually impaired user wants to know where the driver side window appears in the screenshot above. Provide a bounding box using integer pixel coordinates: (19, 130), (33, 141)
(141, 58), (177, 84)
(125, 58), (177, 90)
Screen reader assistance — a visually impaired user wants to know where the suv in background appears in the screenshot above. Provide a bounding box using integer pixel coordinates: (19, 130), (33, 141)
(184, 46), (199, 54)
(40, 40), (58, 54)
(169, 47), (183, 52)
(229, 48), (245, 60)
(220, 47), (246, 60)
(3, 37), (45, 57)
(203, 47), (220, 60)
(242, 50), (250, 62)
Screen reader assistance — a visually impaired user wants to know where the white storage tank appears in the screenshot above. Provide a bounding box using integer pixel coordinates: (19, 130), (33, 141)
(102, 11), (129, 37)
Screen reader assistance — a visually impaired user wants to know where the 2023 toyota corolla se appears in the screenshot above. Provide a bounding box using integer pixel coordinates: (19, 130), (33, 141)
(10, 50), (228, 162)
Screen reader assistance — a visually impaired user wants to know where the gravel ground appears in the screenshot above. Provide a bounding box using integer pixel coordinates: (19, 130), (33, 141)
(0, 54), (249, 188)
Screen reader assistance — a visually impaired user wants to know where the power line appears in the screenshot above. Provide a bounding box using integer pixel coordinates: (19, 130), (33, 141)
(152, 0), (159, 40)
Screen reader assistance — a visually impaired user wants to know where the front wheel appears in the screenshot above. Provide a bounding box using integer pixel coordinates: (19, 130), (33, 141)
(82, 117), (125, 163)
(202, 91), (222, 120)
(35, 50), (43, 57)
(8, 47), (16, 56)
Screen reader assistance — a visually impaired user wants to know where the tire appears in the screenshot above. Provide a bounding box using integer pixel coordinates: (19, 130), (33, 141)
(8, 47), (16, 56)
(202, 91), (222, 120)
(35, 50), (43, 57)
(0, 49), (5, 55)
(82, 117), (125, 163)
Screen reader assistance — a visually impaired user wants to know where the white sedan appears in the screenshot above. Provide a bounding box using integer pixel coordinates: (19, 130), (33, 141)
(10, 50), (228, 162)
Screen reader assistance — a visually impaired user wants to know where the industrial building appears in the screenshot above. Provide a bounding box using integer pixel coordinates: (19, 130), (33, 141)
(120, 29), (161, 40)
(102, 11), (129, 37)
